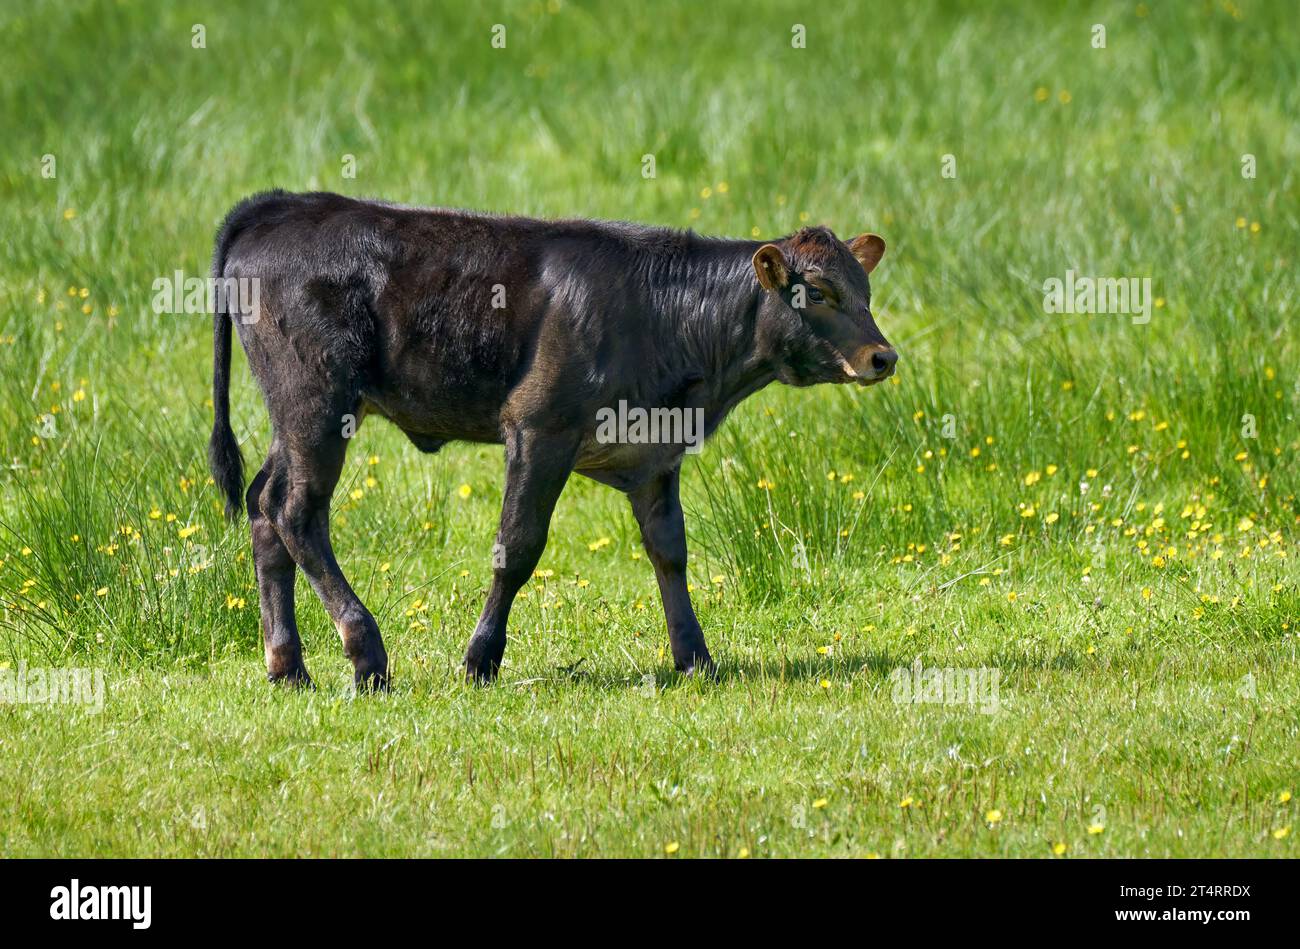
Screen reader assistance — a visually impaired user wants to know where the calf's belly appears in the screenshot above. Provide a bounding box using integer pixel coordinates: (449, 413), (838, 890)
(360, 383), (506, 445)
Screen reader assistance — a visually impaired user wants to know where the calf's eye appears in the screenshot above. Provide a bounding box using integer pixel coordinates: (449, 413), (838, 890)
(806, 286), (825, 305)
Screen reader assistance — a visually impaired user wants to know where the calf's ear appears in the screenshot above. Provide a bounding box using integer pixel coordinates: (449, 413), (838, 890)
(849, 233), (887, 275)
(752, 244), (790, 291)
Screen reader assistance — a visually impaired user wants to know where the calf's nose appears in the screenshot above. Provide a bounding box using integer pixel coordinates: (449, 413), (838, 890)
(871, 348), (898, 376)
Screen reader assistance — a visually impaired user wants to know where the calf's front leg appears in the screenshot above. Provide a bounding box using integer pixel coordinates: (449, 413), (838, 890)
(464, 428), (579, 683)
(628, 466), (714, 676)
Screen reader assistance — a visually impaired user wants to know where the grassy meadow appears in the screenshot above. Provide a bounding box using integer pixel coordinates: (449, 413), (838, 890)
(0, 0), (1297, 857)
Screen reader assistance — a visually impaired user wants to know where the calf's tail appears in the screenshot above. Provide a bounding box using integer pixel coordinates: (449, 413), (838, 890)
(208, 224), (244, 521)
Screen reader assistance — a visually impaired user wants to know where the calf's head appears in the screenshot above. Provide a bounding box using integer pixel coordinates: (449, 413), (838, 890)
(751, 226), (896, 387)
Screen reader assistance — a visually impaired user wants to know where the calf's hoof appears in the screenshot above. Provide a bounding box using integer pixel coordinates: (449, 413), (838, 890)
(674, 647), (717, 680)
(464, 662), (499, 685)
(267, 663), (315, 690)
(464, 635), (504, 685)
(351, 649), (390, 693)
(354, 669), (390, 693)
(265, 650), (313, 686)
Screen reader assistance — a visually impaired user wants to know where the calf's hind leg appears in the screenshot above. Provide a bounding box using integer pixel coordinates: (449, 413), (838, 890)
(261, 426), (389, 691)
(247, 451), (311, 687)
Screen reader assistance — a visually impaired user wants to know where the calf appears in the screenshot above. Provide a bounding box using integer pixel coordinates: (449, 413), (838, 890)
(208, 190), (895, 688)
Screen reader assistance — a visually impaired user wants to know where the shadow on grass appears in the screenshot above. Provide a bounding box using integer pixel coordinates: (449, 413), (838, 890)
(119, 644), (1106, 699)
(495, 648), (1091, 692)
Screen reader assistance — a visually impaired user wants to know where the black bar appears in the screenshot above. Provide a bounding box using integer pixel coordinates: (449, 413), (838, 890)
(0, 858), (1279, 935)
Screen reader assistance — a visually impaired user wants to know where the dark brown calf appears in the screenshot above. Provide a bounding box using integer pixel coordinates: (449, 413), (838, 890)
(208, 191), (894, 688)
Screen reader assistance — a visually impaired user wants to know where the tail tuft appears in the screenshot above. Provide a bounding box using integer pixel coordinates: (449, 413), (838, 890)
(209, 399), (244, 521)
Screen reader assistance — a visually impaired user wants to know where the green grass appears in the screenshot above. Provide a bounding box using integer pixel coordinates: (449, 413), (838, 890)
(1, 0), (1297, 857)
